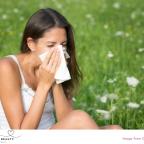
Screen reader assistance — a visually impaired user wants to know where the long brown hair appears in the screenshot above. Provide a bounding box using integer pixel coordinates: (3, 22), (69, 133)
(20, 8), (82, 98)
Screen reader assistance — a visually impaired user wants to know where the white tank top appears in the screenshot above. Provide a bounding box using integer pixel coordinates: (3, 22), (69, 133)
(0, 55), (55, 129)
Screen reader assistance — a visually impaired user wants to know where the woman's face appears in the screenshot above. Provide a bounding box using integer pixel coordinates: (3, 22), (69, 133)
(28, 27), (67, 54)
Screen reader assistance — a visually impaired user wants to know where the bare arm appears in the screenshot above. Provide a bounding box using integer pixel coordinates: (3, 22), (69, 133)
(0, 59), (51, 129)
(20, 82), (51, 128)
(0, 48), (60, 129)
(52, 83), (73, 122)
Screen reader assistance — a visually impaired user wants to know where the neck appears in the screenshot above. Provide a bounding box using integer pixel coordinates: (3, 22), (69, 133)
(17, 53), (40, 90)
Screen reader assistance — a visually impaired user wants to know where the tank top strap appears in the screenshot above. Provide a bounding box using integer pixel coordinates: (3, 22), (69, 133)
(7, 55), (26, 84)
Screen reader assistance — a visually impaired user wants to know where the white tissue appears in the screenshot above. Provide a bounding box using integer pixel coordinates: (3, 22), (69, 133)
(39, 45), (71, 84)
(39, 51), (49, 62)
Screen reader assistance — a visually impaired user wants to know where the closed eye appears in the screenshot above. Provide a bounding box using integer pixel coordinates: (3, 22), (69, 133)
(62, 43), (67, 48)
(47, 45), (55, 48)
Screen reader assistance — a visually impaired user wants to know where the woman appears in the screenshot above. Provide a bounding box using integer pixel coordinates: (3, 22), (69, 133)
(0, 8), (121, 129)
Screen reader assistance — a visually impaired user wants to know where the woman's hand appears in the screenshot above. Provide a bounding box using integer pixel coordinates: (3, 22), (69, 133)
(38, 48), (61, 87)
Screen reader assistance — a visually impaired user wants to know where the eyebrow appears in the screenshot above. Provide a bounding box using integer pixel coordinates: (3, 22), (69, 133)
(46, 41), (67, 44)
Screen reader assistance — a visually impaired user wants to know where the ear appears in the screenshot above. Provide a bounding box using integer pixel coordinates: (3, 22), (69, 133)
(27, 37), (36, 51)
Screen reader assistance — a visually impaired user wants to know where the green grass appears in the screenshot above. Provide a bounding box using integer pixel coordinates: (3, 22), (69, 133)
(0, 0), (144, 129)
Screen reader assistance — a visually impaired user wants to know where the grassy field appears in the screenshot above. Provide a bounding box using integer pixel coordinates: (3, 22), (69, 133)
(0, 0), (144, 129)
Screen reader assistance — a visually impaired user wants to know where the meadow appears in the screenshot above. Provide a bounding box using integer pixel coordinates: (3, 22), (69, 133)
(0, 0), (144, 129)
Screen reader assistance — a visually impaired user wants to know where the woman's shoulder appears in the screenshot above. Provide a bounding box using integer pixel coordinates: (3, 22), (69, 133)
(0, 56), (17, 72)
(0, 56), (21, 83)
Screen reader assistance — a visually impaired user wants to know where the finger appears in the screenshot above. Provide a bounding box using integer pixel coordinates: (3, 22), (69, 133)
(56, 54), (61, 69)
(44, 48), (58, 71)
(47, 47), (58, 68)
(51, 50), (61, 73)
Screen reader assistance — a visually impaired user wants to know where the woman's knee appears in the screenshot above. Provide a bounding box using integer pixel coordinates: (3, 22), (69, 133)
(67, 110), (98, 129)
(68, 110), (91, 122)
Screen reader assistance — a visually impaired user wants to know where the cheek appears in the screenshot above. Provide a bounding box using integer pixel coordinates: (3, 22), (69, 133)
(35, 45), (48, 54)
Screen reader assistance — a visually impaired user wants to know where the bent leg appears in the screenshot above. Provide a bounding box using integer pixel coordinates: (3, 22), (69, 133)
(50, 110), (99, 129)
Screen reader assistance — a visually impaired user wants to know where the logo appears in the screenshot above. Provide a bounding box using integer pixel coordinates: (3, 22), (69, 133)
(0, 129), (21, 143)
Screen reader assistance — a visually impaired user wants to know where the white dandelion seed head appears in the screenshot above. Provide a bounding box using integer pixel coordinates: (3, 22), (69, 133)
(127, 102), (140, 109)
(85, 13), (93, 19)
(110, 105), (117, 112)
(19, 16), (24, 21)
(131, 12), (137, 19)
(104, 24), (109, 29)
(113, 2), (121, 9)
(108, 93), (118, 100)
(107, 51), (114, 58)
(100, 96), (107, 103)
(103, 113), (111, 120)
(141, 65), (144, 70)
(124, 97), (130, 101)
(56, 3), (63, 9)
(140, 100), (144, 105)
(115, 31), (124, 37)
(96, 109), (109, 114)
(85, 14), (95, 25)
(13, 8), (19, 13)
(125, 32), (130, 37)
(142, 11), (144, 16)
(138, 48), (144, 53)
(126, 76), (139, 87)
(138, 39), (143, 44)
(2, 14), (8, 20)
(107, 78), (117, 83)
(96, 109), (111, 120)
(72, 97), (76, 102)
